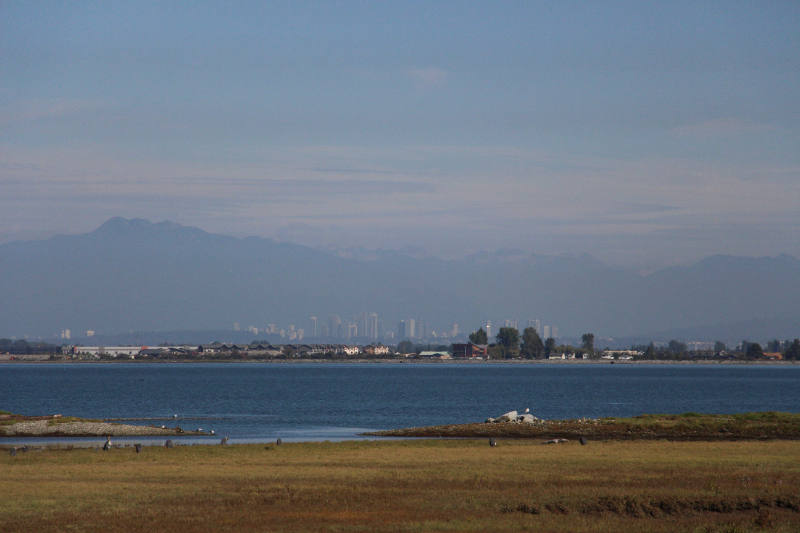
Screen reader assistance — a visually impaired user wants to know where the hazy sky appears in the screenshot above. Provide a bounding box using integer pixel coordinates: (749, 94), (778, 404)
(2, 1), (798, 270)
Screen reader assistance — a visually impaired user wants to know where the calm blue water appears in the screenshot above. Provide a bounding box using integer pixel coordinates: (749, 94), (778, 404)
(2, 363), (799, 443)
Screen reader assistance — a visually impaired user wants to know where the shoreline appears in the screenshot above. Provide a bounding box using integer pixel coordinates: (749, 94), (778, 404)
(1, 357), (798, 365)
(364, 412), (800, 441)
(0, 416), (208, 439)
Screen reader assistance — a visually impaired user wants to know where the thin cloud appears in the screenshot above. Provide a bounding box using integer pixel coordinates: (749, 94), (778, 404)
(407, 67), (448, 89)
(671, 118), (773, 139)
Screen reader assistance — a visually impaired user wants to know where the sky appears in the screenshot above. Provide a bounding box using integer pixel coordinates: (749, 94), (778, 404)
(2, 1), (799, 271)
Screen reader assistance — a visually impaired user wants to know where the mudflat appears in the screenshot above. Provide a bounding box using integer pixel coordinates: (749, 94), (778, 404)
(1, 439), (799, 532)
(0, 413), (201, 437)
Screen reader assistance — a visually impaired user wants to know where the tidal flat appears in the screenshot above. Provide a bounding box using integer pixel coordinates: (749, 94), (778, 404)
(2, 439), (799, 532)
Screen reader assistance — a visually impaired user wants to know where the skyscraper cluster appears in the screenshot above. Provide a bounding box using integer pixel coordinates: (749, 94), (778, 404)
(493, 318), (558, 339)
(398, 319), (415, 339)
(321, 312), (380, 340)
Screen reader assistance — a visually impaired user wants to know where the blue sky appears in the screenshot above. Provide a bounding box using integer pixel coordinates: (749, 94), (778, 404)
(2, 1), (798, 269)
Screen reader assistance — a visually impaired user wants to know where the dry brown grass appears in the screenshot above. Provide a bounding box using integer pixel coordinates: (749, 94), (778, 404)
(1, 439), (799, 532)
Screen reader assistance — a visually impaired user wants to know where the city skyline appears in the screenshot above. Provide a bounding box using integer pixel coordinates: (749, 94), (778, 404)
(46, 315), (562, 345)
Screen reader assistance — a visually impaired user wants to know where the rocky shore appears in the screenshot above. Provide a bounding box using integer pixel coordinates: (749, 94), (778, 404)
(0, 414), (206, 437)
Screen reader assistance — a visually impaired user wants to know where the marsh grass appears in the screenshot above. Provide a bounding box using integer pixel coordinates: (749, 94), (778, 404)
(1, 439), (799, 532)
(372, 412), (800, 440)
(46, 416), (100, 425)
(604, 412), (800, 438)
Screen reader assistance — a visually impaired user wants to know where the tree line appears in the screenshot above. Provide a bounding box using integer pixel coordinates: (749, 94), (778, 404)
(466, 328), (800, 361)
(466, 327), (596, 359)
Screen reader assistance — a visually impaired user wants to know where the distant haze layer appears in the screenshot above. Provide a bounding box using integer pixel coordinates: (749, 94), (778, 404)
(1, 3), (799, 270)
(1, 218), (798, 342)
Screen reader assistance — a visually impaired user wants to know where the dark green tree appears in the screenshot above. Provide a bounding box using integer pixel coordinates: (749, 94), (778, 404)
(784, 339), (800, 360)
(644, 343), (656, 359)
(397, 340), (414, 354)
(740, 340), (751, 355)
(714, 341), (727, 353)
(544, 337), (556, 357)
(495, 327), (520, 358)
(520, 327), (544, 359)
(746, 342), (764, 359)
(668, 340), (687, 354)
(767, 339), (782, 353)
(487, 345), (503, 360)
(581, 333), (595, 353)
(469, 327), (488, 345)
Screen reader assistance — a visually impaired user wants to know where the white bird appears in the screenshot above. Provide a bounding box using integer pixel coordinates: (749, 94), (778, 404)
(173, 414), (178, 419)
(523, 408), (530, 413)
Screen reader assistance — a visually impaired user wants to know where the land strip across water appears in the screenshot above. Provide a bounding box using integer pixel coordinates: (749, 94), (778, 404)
(0, 413), (206, 438)
(363, 412), (800, 441)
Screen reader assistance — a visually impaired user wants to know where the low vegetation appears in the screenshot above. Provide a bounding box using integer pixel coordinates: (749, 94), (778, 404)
(1, 439), (799, 532)
(366, 412), (800, 441)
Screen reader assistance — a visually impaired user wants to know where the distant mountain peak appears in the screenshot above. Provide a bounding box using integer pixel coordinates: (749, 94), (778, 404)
(93, 217), (210, 238)
(96, 217), (156, 232)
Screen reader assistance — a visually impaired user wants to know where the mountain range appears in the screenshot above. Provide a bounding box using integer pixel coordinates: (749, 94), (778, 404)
(2, 217), (799, 343)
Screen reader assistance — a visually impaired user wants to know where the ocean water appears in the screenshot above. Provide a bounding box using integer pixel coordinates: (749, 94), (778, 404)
(2, 362), (799, 443)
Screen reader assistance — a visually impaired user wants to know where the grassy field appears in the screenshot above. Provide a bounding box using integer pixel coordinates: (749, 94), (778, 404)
(2, 439), (799, 532)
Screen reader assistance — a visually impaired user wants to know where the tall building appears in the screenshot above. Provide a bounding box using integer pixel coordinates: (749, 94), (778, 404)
(504, 319), (518, 330)
(451, 323), (459, 337)
(417, 319), (426, 339)
(552, 326), (558, 339)
(61, 329), (71, 340)
(329, 315), (342, 339)
(233, 323), (239, 331)
(356, 313), (366, 338)
(369, 313), (378, 340)
(398, 319), (415, 339)
(310, 317), (317, 338)
(86, 330), (95, 338)
(486, 320), (491, 337)
(543, 325), (550, 339)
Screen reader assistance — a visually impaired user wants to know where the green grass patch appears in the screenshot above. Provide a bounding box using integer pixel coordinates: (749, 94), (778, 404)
(46, 416), (89, 426)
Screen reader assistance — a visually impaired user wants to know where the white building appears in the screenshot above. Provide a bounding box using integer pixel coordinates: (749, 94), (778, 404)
(71, 346), (143, 357)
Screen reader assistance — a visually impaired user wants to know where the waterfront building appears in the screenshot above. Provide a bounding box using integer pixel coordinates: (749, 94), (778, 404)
(452, 342), (488, 358)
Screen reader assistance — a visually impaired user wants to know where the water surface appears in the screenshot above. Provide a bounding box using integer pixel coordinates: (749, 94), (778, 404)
(2, 363), (798, 443)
